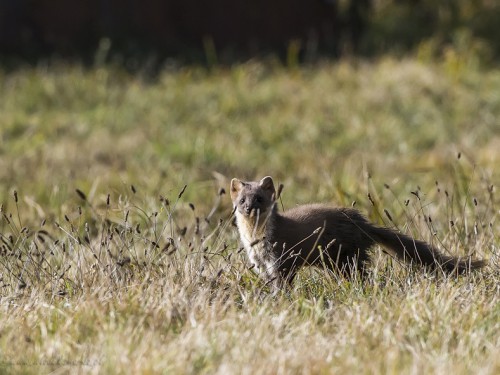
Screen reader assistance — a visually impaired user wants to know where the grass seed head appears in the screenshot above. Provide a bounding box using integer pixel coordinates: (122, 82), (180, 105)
(384, 209), (393, 222)
(178, 185), (187, 199)
(368, 193), (375, 206)
(75, 189), (87, 201)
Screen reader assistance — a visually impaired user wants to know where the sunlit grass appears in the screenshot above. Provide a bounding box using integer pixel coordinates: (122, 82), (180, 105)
(0, 57), (498, 374)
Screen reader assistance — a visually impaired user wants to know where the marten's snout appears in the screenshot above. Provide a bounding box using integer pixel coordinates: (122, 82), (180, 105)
(243, 205), (251, 215)
(244, 205), (260, 216)
(243, 202), (263, 217)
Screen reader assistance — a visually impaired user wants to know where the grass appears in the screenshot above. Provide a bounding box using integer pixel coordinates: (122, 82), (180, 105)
(0, 56), (499, 374)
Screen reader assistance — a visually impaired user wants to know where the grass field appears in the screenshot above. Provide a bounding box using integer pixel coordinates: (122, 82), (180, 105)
(0, 56), (499, 374)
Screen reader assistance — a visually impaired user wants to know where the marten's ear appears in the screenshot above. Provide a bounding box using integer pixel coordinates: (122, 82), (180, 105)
(230, 178), (243, 201)
(259, 176), (276, 196)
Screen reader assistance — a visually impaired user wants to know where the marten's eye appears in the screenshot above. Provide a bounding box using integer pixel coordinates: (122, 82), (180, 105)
(239, 198), (245, 205)
(255, 196), (263, 203)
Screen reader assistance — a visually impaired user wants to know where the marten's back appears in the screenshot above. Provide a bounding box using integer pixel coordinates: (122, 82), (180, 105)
(273, 204), (375, 254)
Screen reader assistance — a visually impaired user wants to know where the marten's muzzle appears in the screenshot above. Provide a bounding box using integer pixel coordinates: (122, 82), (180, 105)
(244, 207), (263, 218)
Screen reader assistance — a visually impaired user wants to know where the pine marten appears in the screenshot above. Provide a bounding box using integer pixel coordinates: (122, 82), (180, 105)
(230, 176), (485, 291)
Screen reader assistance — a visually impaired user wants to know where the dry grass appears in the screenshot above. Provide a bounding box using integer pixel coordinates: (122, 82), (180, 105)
(0, 57), (499, 374)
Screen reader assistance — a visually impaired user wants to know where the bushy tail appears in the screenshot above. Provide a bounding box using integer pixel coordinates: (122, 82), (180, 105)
(362, 223), (485, 274)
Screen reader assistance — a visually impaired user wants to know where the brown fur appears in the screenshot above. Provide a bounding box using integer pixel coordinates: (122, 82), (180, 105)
(230, 176), (485, 291)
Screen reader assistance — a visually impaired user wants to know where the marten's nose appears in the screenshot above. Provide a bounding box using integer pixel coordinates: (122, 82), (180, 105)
(245, 206), (260, 216)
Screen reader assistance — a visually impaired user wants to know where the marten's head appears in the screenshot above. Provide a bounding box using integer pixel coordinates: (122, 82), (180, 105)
(230, 176), (276, 219)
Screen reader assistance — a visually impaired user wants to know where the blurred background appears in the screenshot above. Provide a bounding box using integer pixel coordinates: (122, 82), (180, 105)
(1, 0), (499, 66)
(0, 0), (499, 217)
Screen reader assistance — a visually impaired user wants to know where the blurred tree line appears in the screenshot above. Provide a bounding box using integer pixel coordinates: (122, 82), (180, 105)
(0, 0), (499, 65)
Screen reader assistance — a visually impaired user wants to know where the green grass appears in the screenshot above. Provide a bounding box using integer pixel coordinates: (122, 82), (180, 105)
(0, 56), (498, 374)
